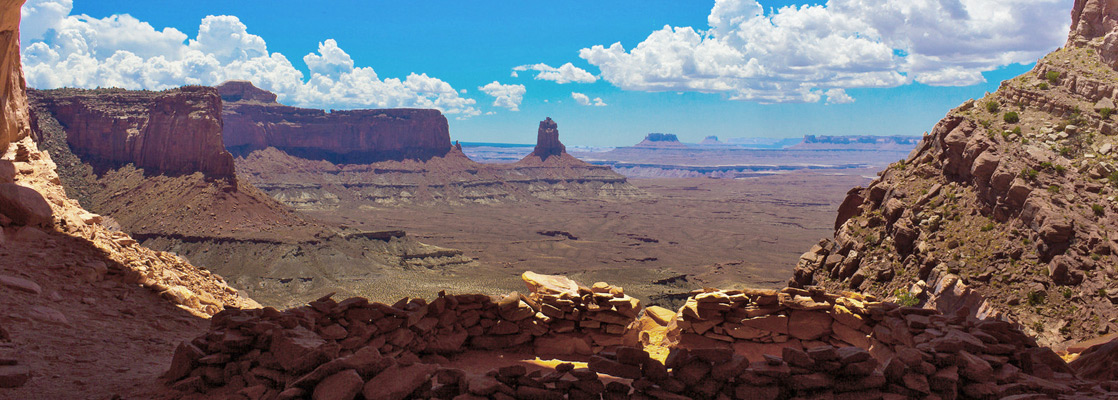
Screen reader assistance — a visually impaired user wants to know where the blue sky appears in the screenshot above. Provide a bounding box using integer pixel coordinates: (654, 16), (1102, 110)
(20, 0), (1070, 146)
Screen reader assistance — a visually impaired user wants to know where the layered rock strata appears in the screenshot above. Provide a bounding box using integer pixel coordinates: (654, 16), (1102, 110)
(29, 87), (237, 181)
(235, 115), (638, 208)
(792, 0), (1118, 346)
(219, 81), (451, 163)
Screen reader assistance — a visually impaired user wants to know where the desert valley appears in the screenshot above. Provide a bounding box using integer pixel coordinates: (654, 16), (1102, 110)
(5, 0), (1118, 399)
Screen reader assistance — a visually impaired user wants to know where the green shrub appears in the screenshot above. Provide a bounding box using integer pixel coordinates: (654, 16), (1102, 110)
(1027, 290), (1046, 306)
(1013, 126), (1022, 135)
(1062, 288), (1073, 299)
(1021, 168), (1039, 179)
(1039, 161), (1054, 170)
(1108, 171), (1118, 187)
(1046, 71), (1060, 84)
(1093, 203), (1106, 216)
(1004, 112), (1020, 123)
(1047, 185), (1060, 193)
(1101, 107), (1114, 119)
(894, 289), (919, 307)
(986, 101), (1000, 113)
(1054, 165), (1066, 174)
(1039, 82), (1050, 90)
(980, 222), (995, 232)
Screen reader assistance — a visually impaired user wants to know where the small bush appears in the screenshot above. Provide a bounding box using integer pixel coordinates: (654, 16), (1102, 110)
(1012, 126), (1022, 135)
(1047, 185), (1061, 193)
(1093, 203), (1106, 216)
(1039, 82), (1050, 90)
(1046, 71), (1060, 84)
(1062, 288), (1073, 299)
(986, 101), (1000, 113)
(1059, 146), (1074, 158)
(894, 289), (920, 307)
(1039, 161), (1054, 170)
(1027, 290), (1046, 306)
(1021, 168), (1039, 179)
(1108, 171), (1118, 187)
(1054, 165), (1066, 174)
(1004, 112), (1020, 123)
(981, 222), (996, 232)
(1101, 107), (1114, 119)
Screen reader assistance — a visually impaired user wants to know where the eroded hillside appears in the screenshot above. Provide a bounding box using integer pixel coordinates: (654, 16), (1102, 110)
(792, 0), (1118, 347)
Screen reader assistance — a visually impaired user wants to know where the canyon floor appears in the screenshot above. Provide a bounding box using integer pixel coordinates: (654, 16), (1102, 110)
(302, 170), (876, 308)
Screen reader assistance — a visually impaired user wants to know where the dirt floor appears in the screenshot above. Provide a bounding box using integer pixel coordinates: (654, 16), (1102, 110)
(304, 170), (876, 307)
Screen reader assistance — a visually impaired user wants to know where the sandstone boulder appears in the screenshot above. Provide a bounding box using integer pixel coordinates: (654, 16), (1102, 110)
(0, 183), (52, 227)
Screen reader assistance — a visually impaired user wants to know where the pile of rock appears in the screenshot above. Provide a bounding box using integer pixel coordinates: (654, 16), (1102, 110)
(669, 287), (884, 359)
(163, 273), (643, 397)
(660, 287), (1084, 398)
(525, 272), (641, 355)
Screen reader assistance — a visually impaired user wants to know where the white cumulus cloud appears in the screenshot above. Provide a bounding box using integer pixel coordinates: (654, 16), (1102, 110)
(512, 62), (597, 84)
(579, 0), (1070, 103)
(824, 89), (854, 105)
(571, 92), (606, 107)
(18, 0), (480, 117)
(478, 81), (526, 111)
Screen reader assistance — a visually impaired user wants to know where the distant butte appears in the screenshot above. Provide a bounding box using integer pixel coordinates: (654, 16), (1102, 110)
(634, 132), (687, 148)
(530, 117), (565, 160)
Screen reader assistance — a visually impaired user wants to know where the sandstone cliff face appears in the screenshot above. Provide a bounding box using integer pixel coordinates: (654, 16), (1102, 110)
(0, 0), (29, 152)
(530, 117), (564, 160)
(218, 81), (452, 163)
(30, 87), (237, 181)
(794, 4), (1118, 346)
(236, 115), (638, 209)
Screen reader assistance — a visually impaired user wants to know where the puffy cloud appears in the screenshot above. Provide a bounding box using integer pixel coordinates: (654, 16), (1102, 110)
(580, 0), (1069, 103)
(18, 0), (480, 117)
(512, 62), (597, 84)
(824, 88), (854, 105)
(479, 81), (526, 111)
(571, 92), (607, 107)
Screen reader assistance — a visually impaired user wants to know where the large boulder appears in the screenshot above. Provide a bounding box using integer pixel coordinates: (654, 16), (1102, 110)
(0, 183), (52, 227)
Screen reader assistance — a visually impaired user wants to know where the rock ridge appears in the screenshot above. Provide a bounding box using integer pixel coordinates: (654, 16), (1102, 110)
(218, 81), (452, 164)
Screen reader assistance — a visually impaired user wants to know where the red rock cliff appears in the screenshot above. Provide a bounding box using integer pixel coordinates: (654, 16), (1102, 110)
(531, 117), (565, 160)
(1069, 0), (1118, 68)
(1, 0), (30, 152)
(217, 81), (451, 163)
(29, 87), (237, 181)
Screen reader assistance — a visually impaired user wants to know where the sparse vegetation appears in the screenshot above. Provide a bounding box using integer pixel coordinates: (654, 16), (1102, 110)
(1004, 112), (1020, 123)
(894, 289), (919, 307)
(1101, 107), (1114, 119)
(1109, 171), (1118, 187)
(1093, 203), (1106, 216)
(981, 222), (995, 232)
(1062, 288), (1073, 299)
(1039, 82), (1050, 90)
(1047, 185), (1060, 193)
(1027, 290), (1046, 306)
(1021, 168), (1039, 180)
(1046, 71), (1060, 84)
(1054, 165), (1066, 174)
(985, 101), (1000, 113)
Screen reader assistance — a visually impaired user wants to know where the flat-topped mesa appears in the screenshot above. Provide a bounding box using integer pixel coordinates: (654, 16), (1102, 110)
(217, 81), (452, 164)
(530, 117), (565, 160)
(1068, 0), (1118, 69)
(634, 132), (687, 148)
(1, 0), (30, 152)
(29, 86), (237, 182)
